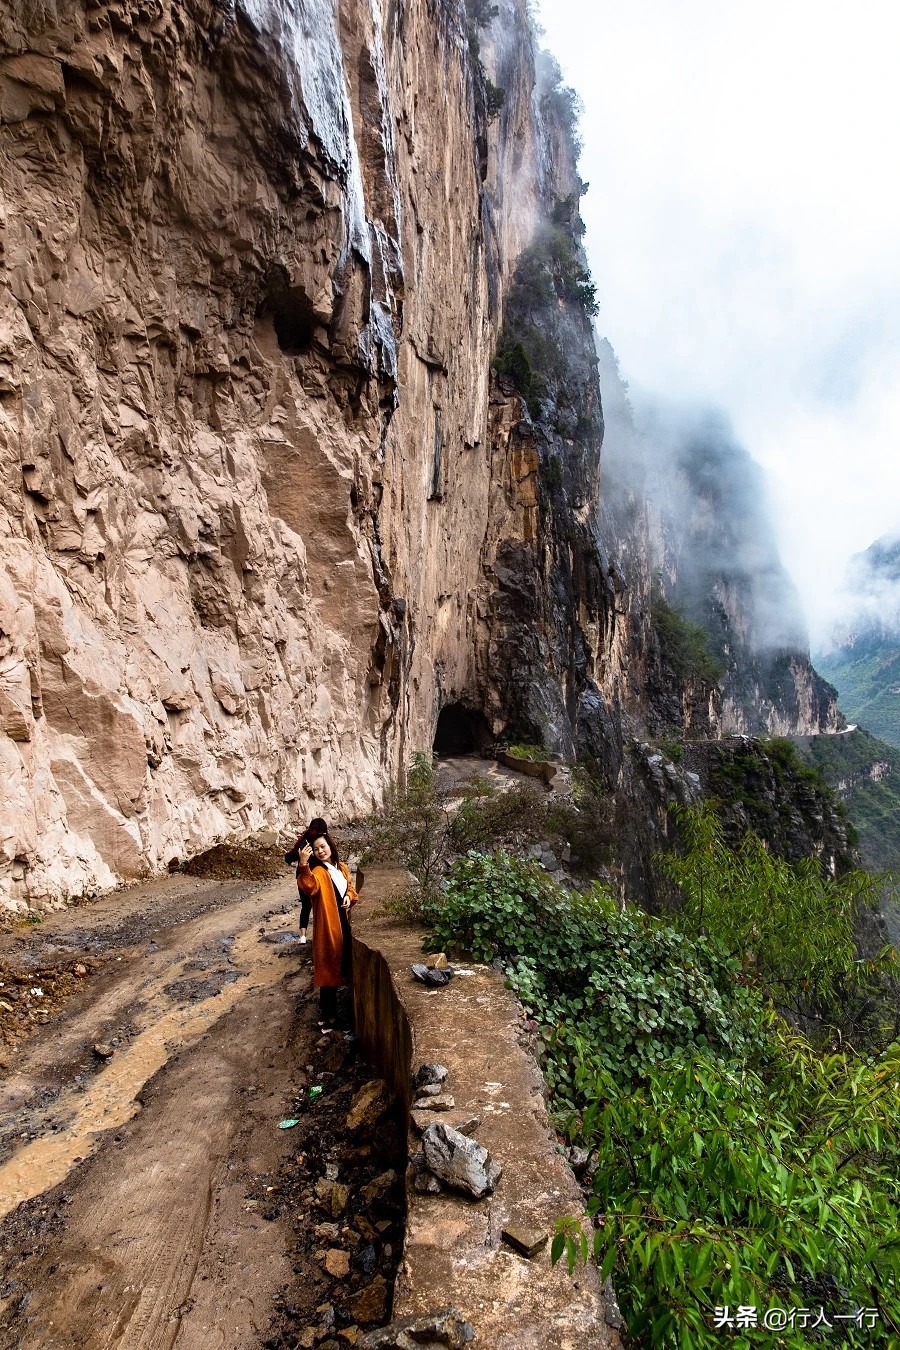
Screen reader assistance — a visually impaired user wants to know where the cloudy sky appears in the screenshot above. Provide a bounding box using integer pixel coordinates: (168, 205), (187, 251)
(534, 0), (900, 643)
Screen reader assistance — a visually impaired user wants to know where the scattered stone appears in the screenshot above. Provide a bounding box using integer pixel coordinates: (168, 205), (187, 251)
(323, 1248), (351, 1278)
(320, 1341), (341, 1350)
(421, 1122), (502, 1199)
(411, 1094), (455, 1112)
(92, 1043), (114, 1059)
(409, 1149), (442, 1194)
(354, 1242), (378, 1275)
(410, 964), (453, 987)
(425, 952), (448, 968)
(412, 1063), (448, 1091)
(410, 1111), (480, 1136)
(330, 1183), (350, 1217)
(346, 1079), (393, 1132)
(361, 1307), (475, 1349)
(349, 1274), (388, 1324)
(418, 1083), (443, 1096)
(354, 1215), (378, 1241)
(73, 964), (87, 977)
(568, 1146), (590, 1173)
(315, 1222), (340, 1241)
(339, 1330), (360, 1346)
(501, 1224), (548, 1258)
(454, 1116), (481, 1137)
(314, 1178), (349, 1215)
(325, 1161), (340, 1181)
(360, 1169), (398, 1205)
(296, 1330), (317, 1349)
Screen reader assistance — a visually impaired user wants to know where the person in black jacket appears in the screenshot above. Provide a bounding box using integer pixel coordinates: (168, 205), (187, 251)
(284, 817), (328, 944)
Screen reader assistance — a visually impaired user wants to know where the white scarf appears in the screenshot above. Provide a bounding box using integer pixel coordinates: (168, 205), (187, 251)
(325, 861), (347, 899)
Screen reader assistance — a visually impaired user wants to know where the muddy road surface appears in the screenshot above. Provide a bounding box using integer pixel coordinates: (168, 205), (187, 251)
(0, 867), (404, 1349)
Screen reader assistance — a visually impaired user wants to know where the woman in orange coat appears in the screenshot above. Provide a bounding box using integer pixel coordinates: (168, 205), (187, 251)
(297, 831), (359, 1025)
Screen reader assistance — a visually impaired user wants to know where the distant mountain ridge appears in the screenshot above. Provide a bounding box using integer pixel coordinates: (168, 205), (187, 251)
(595, 348), (843, 738)
(816, 534), (900, 749)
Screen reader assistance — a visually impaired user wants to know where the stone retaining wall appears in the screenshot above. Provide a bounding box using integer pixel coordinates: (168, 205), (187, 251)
(350, 873), (620, 1349)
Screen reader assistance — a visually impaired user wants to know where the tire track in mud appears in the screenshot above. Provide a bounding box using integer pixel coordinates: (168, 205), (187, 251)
(0, 873), (317, 1348)
(0, 909), (296, 1219)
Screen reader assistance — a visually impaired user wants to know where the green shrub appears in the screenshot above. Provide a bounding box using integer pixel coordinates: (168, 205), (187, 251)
(448, 779), (546, 853)
(659, 804), (891, 1043)
(359, 751), (451, 899)
(559, 1035), (900, 1346)
(652, 591), (725, 683)
(431, 838), (900, 1345)
(506, 742), (547, 761)
(484, 78), (506, 118)
(426, 852), (763, 1101)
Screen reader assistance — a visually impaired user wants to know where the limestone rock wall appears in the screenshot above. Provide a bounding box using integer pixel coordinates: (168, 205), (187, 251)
(1, 0), (633, 909)
(0, 0), (498, 907)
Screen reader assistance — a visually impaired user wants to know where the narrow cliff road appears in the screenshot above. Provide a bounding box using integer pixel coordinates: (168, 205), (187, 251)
(0, 865), (400, 1349)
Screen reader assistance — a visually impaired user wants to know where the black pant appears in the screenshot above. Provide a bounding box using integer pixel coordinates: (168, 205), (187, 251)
(319, 985), (338, 1019)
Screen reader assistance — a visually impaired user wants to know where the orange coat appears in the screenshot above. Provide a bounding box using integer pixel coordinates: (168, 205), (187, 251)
(297, 860), (359, 988)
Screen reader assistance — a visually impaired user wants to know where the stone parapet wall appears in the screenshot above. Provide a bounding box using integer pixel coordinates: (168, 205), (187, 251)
(350, 871), (620, 1349)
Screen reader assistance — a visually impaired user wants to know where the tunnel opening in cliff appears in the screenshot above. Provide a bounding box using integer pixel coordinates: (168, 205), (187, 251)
(432, 703), (492, 756)
(260, 273), (317, 356)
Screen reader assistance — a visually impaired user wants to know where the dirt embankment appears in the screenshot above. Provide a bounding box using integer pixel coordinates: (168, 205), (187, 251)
(0, 854), (403, 1349)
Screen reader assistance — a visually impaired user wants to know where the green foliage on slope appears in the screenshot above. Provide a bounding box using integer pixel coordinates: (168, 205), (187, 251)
(652, 591), (726, 683)
(427, 820), (900, 1347)
(817, 641), (900, 748)
(793, 729), (900, 874)
(658, 804), (885, 1039)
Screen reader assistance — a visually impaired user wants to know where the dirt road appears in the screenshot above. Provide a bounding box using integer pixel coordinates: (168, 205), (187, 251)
(0, 865), (404, 1349)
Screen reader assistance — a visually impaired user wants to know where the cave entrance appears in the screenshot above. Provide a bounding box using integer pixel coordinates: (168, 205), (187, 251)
(258, 269), (317, 357)
(432, 702), (491, 756)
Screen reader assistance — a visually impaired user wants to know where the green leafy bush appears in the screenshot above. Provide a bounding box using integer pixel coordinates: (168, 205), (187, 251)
(659, 804), (892, 1043)
(562, 1036), (900, 1346)
(431, 839), (900, 1345)
(484, 78), (506, 118)
(426, 852), (763, 1103)
(506, 743), (547, 761)
(360, 752), (451, 901)
(448, 778), (546, 853)
(652, 591), (725, 683)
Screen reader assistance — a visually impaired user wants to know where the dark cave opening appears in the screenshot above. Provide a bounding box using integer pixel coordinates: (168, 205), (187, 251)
(432, 702), (491, 756)
(271, 289), (316, 355)
(260, 272), (317, 356)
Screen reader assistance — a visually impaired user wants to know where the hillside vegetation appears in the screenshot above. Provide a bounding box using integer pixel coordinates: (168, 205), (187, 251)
(372, 759), (900, 1348)
(793, 730), (900, 873)
(816, 641), (900, 748)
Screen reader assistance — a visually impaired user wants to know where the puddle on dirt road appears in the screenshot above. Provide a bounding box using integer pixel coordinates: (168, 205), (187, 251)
(0, 917), (296, 1220)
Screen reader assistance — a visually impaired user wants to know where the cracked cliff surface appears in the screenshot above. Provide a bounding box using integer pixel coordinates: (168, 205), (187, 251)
(2, 0), (658, 910)
(0, 0), (513, 906)
(0, 0), (843, 912)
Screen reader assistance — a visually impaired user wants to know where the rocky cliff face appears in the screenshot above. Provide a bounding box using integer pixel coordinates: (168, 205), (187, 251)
(596, 356), (843, 739)
(0, 0), (638, 908)
(0, 0), (842, 913)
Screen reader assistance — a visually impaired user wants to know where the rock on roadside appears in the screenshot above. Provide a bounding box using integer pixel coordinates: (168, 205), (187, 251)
(361, 1306), (475, 1349)
(421, 1122), (501, 1199)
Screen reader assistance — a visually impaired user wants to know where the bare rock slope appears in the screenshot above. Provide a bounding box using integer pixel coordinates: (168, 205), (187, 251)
(0, 0), (839, 910)
(0, 0), (545, 906)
